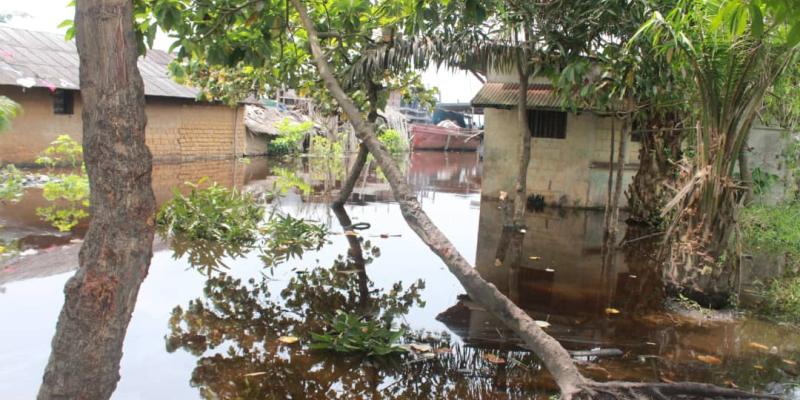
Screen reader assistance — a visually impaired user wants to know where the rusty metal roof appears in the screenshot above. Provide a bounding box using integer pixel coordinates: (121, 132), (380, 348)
(471, 82), (566, 111)
(0, 26), (200, 99)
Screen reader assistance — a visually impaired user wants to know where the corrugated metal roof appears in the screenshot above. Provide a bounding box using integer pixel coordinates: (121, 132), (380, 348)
(0, 26), (200, 99)
(471, 82), (566, 111)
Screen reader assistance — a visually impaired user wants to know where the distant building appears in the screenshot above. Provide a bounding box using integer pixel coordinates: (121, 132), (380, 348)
(472, 70), (793, 208)
(0, 26), (248, 165)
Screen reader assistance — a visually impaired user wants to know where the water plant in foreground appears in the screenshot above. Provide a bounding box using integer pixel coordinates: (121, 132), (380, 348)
(157, 178), (264, 244)
(260, 213), (328, 267)
(309, 310), (406, 356)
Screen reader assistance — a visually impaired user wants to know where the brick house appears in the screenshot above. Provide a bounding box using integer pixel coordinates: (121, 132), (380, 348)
(0, 26), (248, 165)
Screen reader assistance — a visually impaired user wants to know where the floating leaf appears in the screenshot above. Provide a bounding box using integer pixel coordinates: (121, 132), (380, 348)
(494, 258), (502, 267)
(409, 343), (432, 352)
(483, 353), (506, 364)
(344, 230), (358, 236)
(749, 342), (769, 351)
(535, 320), (551, 328)
(243, 371), (267, 377)
(278, 336), (299, 344)
(696, 355), (722, 365)
(605, 308), (620, 315)
(783, 359), (797, 366)
(529, 256), (541, 260)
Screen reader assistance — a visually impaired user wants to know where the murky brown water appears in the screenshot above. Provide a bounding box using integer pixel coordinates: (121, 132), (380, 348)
(1, 151), (798, 399)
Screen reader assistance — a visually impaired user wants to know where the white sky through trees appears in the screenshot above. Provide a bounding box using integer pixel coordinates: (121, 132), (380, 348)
(0, 0), (481, 104)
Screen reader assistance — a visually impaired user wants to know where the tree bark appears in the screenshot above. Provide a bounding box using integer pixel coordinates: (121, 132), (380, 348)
(38, 1), (155, 399)
(739, 148), (753, 204)
(627, 116), (683, 226)
(512, 47), (531, 227)
(603, 118), (616, 240)
(293, 1), (777, 398)
(606, 115), (629, 243)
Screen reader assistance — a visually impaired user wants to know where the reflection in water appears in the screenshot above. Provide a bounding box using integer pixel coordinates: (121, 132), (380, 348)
(439, 200), (800, 391)
(3, 153), (799, 398)
(165, 206), (431, 398)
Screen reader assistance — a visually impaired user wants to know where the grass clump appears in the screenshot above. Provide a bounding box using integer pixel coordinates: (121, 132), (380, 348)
(157, 179), (264, 244)
(759, 276), (800, 323)
(739, 202), (800, 259)
(740, 203), (800, 322)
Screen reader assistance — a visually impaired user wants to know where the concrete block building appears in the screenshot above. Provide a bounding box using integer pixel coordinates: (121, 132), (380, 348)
(472, 71), (793, 208)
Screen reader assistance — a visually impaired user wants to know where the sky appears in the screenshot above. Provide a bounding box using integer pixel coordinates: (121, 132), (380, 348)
(0, 1), (482, 104)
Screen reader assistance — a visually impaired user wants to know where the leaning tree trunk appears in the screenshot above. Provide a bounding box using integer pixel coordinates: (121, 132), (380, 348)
(293, 1), (776, 398)
(626, 115), (683, 226)
(512, 46), (531, 227)
(38, 1), (155, 399)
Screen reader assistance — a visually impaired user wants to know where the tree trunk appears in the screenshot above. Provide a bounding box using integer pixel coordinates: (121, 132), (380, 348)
(293, 1), (777, 398)
(512, 48), (531, 227)
(739, 148), (753, 204)
(334, 80), (380, 206)
(606, 116), (629, 243)
(627, 116), (683, 226)
(38, 1), (155, 399)
(603, 119), (616, 240)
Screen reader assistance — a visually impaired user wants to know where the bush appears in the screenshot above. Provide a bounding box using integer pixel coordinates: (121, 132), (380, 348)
(740, 203), (800, 259)
(157, 179), (264, 244)
(35, 135), (90, 231)
(377, 128), (407, 155)
(266, 118), (313, 155)
(760, 276), (800, 323)
(261, 213), (327, 267)
(0, 165), (24, 202)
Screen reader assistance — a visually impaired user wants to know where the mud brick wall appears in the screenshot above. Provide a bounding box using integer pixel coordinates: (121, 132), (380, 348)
(151, 158), (249, 205)
(0, 86), (246, 165)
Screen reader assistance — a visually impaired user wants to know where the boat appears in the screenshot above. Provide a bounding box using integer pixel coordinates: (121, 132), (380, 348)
(410, 123), (482, 151)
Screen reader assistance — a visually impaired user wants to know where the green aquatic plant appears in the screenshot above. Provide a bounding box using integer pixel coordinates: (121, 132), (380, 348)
(157, 179), (264, 244)
(272, 167), (311, 195)
(0, 165), (25, 202)
(310, 310), (406, 356)
(34, 135), (90, 232)
(260, 213), (327, 267)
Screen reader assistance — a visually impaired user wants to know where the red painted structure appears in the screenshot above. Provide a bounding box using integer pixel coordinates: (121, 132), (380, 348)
(410, 124), (482, 151)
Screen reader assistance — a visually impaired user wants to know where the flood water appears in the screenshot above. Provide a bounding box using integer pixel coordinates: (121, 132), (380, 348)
(1, 152), (798, 399)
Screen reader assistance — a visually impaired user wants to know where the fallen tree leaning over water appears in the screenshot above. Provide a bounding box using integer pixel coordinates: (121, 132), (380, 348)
(292, 1), (776, 398)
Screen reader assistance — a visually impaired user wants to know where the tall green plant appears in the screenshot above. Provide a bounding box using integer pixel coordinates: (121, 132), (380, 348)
(639, 0), (800, 303)
(0, 96), (20, 132)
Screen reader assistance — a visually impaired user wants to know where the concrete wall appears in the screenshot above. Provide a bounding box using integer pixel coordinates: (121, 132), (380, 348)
(748, 124), (796, 204)
(0, 85), (246, 165)
(481, 107), (791, 208)
(482, 106), (640, 208)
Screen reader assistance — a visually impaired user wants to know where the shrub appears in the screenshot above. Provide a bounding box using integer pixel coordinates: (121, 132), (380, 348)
(261, 213), (327, 267)
(35, 135), (90, 232)
(157, 179), (264, 244)
(740, 203), (800, 259)
(0, 165), (24, 202)
(760, 276), (800, 323)
(266, 118), (313, 155)
(377, 128), (407, 155)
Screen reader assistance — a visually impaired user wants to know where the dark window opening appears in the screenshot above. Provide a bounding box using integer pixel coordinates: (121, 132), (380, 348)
(528, 110), (566, 139)
(53, 90), (74, 115)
